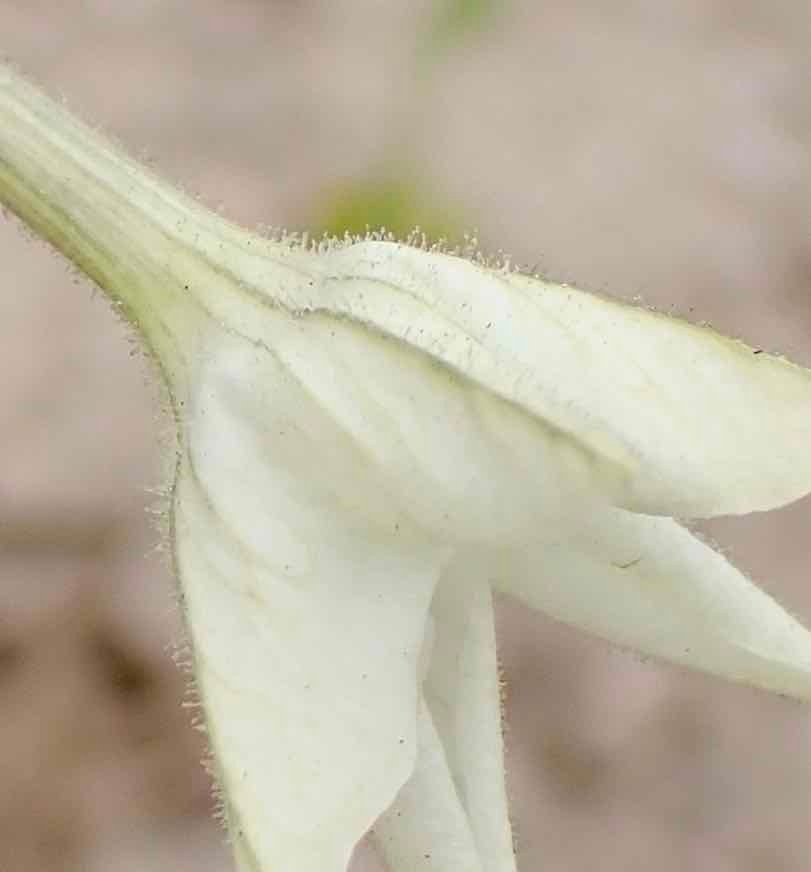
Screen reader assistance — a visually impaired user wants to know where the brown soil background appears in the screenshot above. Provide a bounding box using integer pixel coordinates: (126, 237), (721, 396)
(2, 2), (811, 870)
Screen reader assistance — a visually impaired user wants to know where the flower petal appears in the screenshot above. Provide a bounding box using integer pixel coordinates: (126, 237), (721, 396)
(491, 507), (811, 700)
(424, 562), (517, 872)
(372, 699), (484, 872)
(309, 241), (811, 517)
(174, 331), (451, 872)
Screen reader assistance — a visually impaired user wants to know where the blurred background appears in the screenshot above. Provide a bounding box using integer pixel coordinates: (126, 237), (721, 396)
(2, 1), (811, 869)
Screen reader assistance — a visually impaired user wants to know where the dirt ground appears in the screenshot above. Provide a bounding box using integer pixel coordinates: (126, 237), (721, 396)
(2, 2), (811, 870)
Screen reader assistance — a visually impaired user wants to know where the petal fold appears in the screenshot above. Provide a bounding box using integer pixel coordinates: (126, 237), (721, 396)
(372, 700), (484, 872)
(424, 563), (517, 872)
(262, 309), (622, 547)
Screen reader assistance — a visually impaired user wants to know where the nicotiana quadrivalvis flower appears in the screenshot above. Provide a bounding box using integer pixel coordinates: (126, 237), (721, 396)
(3, 64), (811, 872)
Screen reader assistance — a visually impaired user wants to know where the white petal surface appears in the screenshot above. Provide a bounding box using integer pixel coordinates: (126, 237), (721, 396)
(424, 564), (517, 872)
(261, 310), (621, 547)
(492, 508), (811, 700)
(173, 327), (451, 872)
(372, 700), (484, 872)
(304, 241), (811, 518)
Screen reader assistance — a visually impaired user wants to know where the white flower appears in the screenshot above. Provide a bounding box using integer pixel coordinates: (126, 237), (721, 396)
(3, 65), (811, 872)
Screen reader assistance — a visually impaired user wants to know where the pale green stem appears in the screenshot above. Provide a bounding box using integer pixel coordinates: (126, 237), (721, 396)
(0, 65), (186, 367)
(0, 64), (312, 391)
